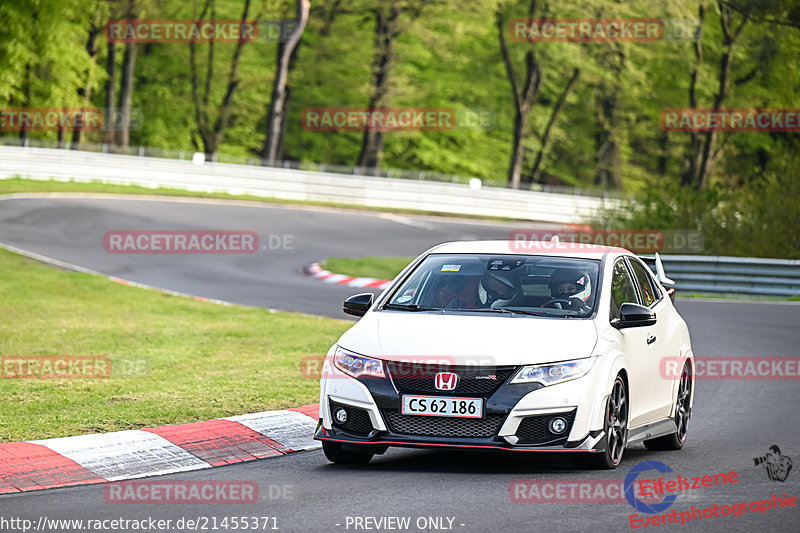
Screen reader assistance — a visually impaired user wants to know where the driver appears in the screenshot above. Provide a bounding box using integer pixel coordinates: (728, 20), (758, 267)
(548, 269), (590, 308)
(478, 271), (519, 308)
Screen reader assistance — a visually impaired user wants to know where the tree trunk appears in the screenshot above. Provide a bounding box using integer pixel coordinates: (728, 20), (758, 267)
(683, 3), (705, 186)
(73, 10), (102, 149)
(356, 4), (400, 174)
(498, 1), (542, 188)
(116, 39), (136, 149)
(531, 67), (580, 184)
(261, 0), (309, 165)
(695, 3), (748, 189)
(685, 1), (748, 189)
(594, 92), (622, 189)
(19, 64), (31, 142)
(103, 39), (116, 147)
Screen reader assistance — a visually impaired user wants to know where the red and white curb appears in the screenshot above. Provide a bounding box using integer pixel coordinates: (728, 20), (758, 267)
(303, 262), (391, 290)
(0, 404), (320, 494)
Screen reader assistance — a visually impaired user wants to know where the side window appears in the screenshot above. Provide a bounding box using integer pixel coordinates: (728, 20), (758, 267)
(629, 259), (660, 307)
(610, 260), (638, 321)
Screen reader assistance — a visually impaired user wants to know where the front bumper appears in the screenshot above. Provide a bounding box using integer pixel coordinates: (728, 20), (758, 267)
(316, 358), (606, 453)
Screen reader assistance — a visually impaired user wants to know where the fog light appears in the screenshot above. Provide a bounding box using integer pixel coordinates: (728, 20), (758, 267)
(549, 417), (567, 434)
(335, 408), (348, 424)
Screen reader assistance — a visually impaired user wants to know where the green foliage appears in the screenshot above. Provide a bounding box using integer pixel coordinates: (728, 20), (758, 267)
(599, 149), (800, 258)
(0, 0), (797, 256)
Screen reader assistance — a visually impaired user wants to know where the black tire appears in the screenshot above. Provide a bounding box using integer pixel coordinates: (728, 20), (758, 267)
(644, 362), (692, 451)
(322, 441), (374, 464)
(577, 376), (629, 470)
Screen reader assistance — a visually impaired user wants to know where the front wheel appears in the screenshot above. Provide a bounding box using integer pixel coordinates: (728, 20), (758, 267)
(578, 375), (629, 470)
(322, 441), (374, 464)
(644, 362), (691, 451)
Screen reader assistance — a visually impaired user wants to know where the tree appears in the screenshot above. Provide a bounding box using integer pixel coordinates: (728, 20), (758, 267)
(189, 0), (252, 159)
(116, 0), (138, 149)
(497, 0), (542, 189)
(260, 0), (309, 165)
(356, 0), (427, 174)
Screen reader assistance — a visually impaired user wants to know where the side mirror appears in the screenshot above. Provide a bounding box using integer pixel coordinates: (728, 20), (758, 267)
(343, 293), (374, 317)
(612, 303), (656, 329)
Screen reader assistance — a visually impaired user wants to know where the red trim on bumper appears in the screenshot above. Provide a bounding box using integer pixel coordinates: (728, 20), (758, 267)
(315, 436), (595, 453)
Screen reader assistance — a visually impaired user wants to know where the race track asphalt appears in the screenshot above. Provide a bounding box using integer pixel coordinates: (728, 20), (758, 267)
(1, 195), (798, 533)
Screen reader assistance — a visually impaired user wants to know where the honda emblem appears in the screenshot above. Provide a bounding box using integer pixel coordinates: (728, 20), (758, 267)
(435, 372), (458, 391)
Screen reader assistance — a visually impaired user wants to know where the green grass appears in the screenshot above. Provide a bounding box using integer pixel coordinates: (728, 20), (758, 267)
(0, 248), (350, 442)
(322, 257), (414, 281)
(0, 176), (518, 222)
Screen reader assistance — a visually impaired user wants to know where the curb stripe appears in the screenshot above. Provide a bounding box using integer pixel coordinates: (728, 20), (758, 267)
(303, 262), (391, 290)
(287, 402), (319, 420)
(225, 411), (320, 452)
(0, 406), (320, 494)
(30, 431), (210, 481)
(0, 442), (106, 494)
(144, 419), (285, 467)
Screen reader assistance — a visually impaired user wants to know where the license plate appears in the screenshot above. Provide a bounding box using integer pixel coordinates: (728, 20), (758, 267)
(401, 395), (483, 418)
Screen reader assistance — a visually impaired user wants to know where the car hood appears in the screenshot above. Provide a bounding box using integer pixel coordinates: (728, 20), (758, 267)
(336, 311), (599, 366)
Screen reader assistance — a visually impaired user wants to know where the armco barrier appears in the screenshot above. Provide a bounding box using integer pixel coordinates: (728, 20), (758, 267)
(0, 146), (616, 223)
(660, 255), (800, 297)
(1, 147), (796, 298)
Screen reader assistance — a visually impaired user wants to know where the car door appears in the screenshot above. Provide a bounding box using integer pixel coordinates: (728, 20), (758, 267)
(628, 257), (681, 420)
(608, 258), (657, 427)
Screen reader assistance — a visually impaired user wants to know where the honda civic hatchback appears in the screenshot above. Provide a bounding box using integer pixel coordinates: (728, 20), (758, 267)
(314, 240), (695, 469)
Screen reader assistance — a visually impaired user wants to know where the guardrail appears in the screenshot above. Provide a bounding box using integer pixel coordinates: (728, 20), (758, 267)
(660, 255), (800, 298)
(1, 146), (796, 298)
(0, 137), (623, 198)
(0, 146), (619, 223)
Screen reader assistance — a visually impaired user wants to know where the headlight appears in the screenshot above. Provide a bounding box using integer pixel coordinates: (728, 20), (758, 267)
(511, 357), (595, 386)
(333, 346), (385, 379)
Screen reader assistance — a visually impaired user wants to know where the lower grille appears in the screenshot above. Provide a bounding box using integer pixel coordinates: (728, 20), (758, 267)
(515, 410), (576, 445)
(330, 400), (374, 436)
(387, 363), (517, 397)
(382, 410), (506, 438)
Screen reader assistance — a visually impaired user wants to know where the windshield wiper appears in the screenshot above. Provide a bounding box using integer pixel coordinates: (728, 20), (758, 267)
(383, 303), (440, 312)
(493, 307), (555, 317)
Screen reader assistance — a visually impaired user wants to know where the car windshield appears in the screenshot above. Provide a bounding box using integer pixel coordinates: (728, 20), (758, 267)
(386, 254), (600, 318)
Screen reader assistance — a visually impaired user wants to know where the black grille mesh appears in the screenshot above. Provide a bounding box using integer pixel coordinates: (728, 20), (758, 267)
(330, 400), (374, 436)
(386, 363), (517, 396)
(382, 410), (506, 438)
(515, 410), (576, 445)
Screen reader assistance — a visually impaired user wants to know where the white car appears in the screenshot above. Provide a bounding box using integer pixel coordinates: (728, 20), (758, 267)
(314, 240), (695, 469)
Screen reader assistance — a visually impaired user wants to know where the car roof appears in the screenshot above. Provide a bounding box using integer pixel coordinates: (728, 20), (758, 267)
(426, 240), (628, 260)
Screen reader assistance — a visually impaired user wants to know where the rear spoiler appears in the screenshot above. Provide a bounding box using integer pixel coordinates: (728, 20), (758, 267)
(639, 253), (676, 302)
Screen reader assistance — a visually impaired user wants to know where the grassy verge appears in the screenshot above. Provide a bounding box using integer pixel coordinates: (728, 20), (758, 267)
(0, 177), (518, 222)
(322, 257), (413, 281)
(0, 248), (350, 442)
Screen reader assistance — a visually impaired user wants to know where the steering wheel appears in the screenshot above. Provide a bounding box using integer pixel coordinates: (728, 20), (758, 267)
(541, 298), (573, 309)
